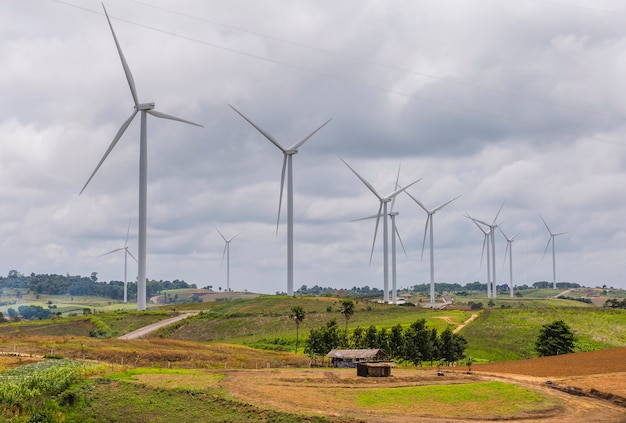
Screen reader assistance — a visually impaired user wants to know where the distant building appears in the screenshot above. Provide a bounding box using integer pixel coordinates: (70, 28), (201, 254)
(326, 349), (395, 377)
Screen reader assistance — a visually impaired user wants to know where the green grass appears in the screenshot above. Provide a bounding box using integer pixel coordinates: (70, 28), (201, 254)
(58, 378), (346, 423)
(462, 307), (626, 362)
(355, 381), (557, 417)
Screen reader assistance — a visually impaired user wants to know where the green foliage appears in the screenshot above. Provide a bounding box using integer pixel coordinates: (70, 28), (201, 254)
(88, 316), (113, 338)
(304, 319), (340, 360)
(535, 320), (576, 356)
(0, 359), (105, 406)
(462, 307), (626, 362)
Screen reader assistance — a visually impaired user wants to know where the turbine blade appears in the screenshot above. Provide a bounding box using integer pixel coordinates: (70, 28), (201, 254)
(385, 178), (422, 200)
(502, 241), (510, 269)
(389, 163), (402, 213)
(405, 190), (428, 213)
(126, 249), (138, 263)
(80, 110), (138, 195)
(369, 202), (383, 265)
(221, 244), (227, 267)
(420, 215), (430, 260)
(432, 195), (462, 213)
(340, 157), (381, 200)
(102, 3), (138, 106)
(124, 220), (131, 247)
(229, 105), (285, 152)
(276, 155), (287, 234)
(539, 213), (552, 235)
(480, 235), (487, 267)
(215, 227), (227, 242)
(555, 231), (568, 236)
(498, 226), (508, 240)
(395, 224), (408, 257)
(351, 213), (381, 222)
(542, 237), (552, 259)
(289, 118), (332, 150)
(228, 233), (240, 242)
(492, 200), (505, 224)
(99, 247), (125, 257)
(147, 109), (203, 127)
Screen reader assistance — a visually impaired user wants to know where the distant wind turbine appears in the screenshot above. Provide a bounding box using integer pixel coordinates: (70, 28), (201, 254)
(99, 221), (137, 303)
(406, 192), (461, 304)
(540, 214), (568, 290)
(215, 228), (239, 292)
(467, 217), (492, 297)
(499, 227), (519, 298)
(80, 4), (202, 311)
(229, 105), (331, 296)
(341, 158), (421, 303)
(466, 201), (504, 298)
(351, 165), (408, 304)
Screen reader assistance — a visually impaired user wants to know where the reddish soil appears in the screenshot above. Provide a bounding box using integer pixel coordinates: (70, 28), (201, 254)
(221, 348), (626, 422)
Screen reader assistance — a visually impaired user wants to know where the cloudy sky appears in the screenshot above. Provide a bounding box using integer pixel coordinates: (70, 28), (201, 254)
(1, 0), (625, 296)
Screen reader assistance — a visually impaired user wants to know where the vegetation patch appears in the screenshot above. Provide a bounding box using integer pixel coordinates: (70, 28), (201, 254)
(355, 381), (557, 417)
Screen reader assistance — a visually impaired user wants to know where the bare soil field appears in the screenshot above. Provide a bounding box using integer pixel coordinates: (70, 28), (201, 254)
(220, 349), (626, 423)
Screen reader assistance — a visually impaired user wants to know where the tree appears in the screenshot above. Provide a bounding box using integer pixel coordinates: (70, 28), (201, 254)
(290, 306), (305, 354)
(304, 319), (341, 365)
(339, 299), (355, 333)
(535, 320), (576, 357)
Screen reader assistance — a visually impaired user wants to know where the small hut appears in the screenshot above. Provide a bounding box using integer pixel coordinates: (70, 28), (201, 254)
(357, 361), (395, 377)
(326, 349), (394, 376)
(327, 349), (389, 367)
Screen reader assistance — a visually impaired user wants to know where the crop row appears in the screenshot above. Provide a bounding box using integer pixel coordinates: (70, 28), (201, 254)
(0, 359), (106, 404)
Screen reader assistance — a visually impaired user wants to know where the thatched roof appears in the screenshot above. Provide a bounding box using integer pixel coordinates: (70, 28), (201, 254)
(326, 349), (389, 360)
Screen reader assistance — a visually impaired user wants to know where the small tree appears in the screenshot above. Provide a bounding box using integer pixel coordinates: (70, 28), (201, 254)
(535, 320), (576, 357)
(290, 306), (305, 354)
(339, 299), (355, 333)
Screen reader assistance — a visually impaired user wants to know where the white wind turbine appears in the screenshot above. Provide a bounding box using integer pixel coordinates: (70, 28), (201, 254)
(341, 158), (421, 303)
(466, 202), (504, 298)
(499, 227), (519, 298)
(229, 105), (331, 296)
(80, 4), (202, 311)
(215, 228), (239, 292)
(351, 165), (409, 304)
(540, 214), (568, 290)
(99, 221), (137, 303)
(468, 217), (492, 297)
(406, 192), (461, 304)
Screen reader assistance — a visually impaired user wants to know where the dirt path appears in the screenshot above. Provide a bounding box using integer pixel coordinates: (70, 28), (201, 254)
(118, 313), (196, 340)
(453, 312), (478, 333)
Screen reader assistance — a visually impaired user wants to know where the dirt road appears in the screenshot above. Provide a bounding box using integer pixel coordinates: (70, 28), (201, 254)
(118, 313), (196, 340)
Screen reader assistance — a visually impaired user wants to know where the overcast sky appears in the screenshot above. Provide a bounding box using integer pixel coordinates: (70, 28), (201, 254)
(1, 0), (625, 296)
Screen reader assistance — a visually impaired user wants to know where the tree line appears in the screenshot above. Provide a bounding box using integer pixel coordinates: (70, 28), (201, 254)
(0, 270), (196, 300)
(303, 318), (468, 366)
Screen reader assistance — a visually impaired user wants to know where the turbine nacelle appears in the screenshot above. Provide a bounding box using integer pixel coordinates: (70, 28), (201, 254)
(136, 102), (155, 111)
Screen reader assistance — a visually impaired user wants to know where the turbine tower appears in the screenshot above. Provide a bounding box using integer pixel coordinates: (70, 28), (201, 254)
(99, 221), (137, 303)
(341, 158), (420, 303)
(215, 228), (239, 292)
(229, 105), (331, 296)
(80, 4), (202, 310)
(499, 227), (519, 298)
(406, 192), (461, 304)
(540, 214), (567, 289)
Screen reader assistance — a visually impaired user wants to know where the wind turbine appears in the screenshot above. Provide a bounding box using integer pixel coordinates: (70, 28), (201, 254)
(467, 217), (492, 297)
(540, 214), (567, 290)
(406, 192), (461, 304)
(499, 227), (519, 298)
(80, 4), (202, 311)
(229, 105), (331, 296)
(215, 228), (239, 292)
(351, 165), (408, 304)
(341, 158), (421, 303)
(466, 202), (504, 298)
(99, 221), (137, 303)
